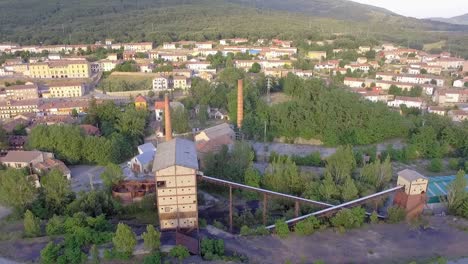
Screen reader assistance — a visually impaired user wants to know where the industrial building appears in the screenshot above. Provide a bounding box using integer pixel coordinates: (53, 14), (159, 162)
(153, 138), (199, 230)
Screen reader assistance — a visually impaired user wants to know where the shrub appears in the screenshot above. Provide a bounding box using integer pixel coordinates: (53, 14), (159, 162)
(46, 215), (64, 236)
(142, 225), (161, 252)
(40, 242), (60, 264)
(24, 210), (41, 237)
(294, 216), (320, 236)
(428, 158), (443, 172)
(275, 219), (290, 238)
(112, 223), (136, 257)
(240, 225), (252, 236)
(387, 206), (406, 223)
(143, 252), (162, 264)
(201, 238), (224, 260)
(331, 207), (366, 230)
(213, 220), (225, 230)
(199, 218), (207, 228)
(169, 245), (190, 260)
(370, 211), (379, 224)
(448, 158), (460, 170)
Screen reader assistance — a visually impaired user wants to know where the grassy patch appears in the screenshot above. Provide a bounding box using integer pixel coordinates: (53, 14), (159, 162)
(98, 73), (154, 92)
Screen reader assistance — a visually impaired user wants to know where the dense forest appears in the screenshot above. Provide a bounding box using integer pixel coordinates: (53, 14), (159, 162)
(1, 0), (468, 58)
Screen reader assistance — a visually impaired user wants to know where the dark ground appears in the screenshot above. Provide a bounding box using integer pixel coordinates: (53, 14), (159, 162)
(220, 216), (468, 264)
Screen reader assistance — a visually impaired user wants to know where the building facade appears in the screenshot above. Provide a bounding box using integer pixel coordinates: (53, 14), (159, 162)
(28, 60), (91, 79)
(153, 139), (199, 230)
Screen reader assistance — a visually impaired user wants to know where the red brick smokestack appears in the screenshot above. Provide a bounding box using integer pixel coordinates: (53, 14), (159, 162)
(237, 79), (243, 129)
(164, 94), (172, 141)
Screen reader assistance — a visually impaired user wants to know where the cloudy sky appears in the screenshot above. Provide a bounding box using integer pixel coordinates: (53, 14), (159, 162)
(351, 0), (468, 18)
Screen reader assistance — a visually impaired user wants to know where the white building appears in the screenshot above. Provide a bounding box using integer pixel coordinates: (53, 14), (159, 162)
(387, 96), (424, 109)
(153, 76), (173, 91)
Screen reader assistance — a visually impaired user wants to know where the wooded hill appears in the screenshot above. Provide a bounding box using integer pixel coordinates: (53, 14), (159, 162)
(1, 0), (467, 58)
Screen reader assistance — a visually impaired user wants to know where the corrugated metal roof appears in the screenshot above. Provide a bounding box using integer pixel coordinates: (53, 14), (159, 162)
(152, 138), (198, 172)
(427, 174), (468, 203)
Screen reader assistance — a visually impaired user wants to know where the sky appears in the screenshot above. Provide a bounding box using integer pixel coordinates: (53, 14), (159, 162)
(351, 0), (468, 18)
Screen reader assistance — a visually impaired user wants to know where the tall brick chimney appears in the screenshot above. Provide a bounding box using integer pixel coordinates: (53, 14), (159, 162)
(164, 94), (172, 141)
(237, 79), (243, 129)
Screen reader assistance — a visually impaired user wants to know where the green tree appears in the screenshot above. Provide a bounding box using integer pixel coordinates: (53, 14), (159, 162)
(100, 164), (124, 191)
(112, 223), (136, 256)
(41, 169), (72, 212)
(249, 62), (261, 73)
(142, 225), (161, 252)
(446, 170), (468, 217)
(24, 210), (41, 237)
(341, 177), (359, 202)
(325, 146), (356, 184)
(143, 252), (161, 264)
(370, 211), (379, 224)
(428, 158), (443, 172)
(170, 106), (190, 134)
(319, 173), (340, 201)
(387, 206), (406, 223)
(46, 215), (64, 236)
(0, 168), (36, 213)
(40, 242), (60, 264)
(0, 125), (8, 149)
(244, 167), (261, 187)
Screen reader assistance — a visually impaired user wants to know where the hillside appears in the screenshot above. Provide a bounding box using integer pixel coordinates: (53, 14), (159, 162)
(228, 0), (396, 21)
(428, 13), (468, 25)
(0, 0), (467, 58)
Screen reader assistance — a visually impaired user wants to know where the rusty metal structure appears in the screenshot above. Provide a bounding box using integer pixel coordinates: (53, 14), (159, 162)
(111, 180), (156, 204)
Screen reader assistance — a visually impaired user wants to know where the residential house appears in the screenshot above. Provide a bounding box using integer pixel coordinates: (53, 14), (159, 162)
(1, 150), (53, 169)
(173, 76), (190, 90)
(453, 77), (468, 88)
(307, 51), (327, 60)
(448, 110), (468, 122)
(195, 123), (235, 160)
(433, 89), (468, 105)
(185, 61), (210, 72)
(33, 158), (71, 179)
(48, 81), (86, 98)
(5, 83), (39, 100)
(436, 57), (464, 70)
(427, 106), (446, 116)
(358, 46), (371, 53)
(195, 42), (214, 49)
(135, 95), (148, 110)
(344, 77), (366, 88)
(28, 59), (91, 79)
(153, 76), (173, 91)
(130, 142), (156, 173)
(38, 99), (88, 116)
(208, 108), (229, 120)
(387, 96), (424, 109)
(0, 99), (39, 119)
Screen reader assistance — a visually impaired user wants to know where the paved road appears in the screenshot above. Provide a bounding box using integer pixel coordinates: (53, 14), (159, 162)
(250, 138), (405, 161)
(69, 165), (105, 192)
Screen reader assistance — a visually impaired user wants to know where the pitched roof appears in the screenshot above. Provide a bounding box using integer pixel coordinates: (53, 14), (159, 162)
(138, 142), (156, 154)
(153, 138), (198, 172)
(1, 150), (43, 163)
(135, 95), (147, 103)
(197, 123), (234, 141)
(398, 169), (427, 182)
(135, 151), (156, 165)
